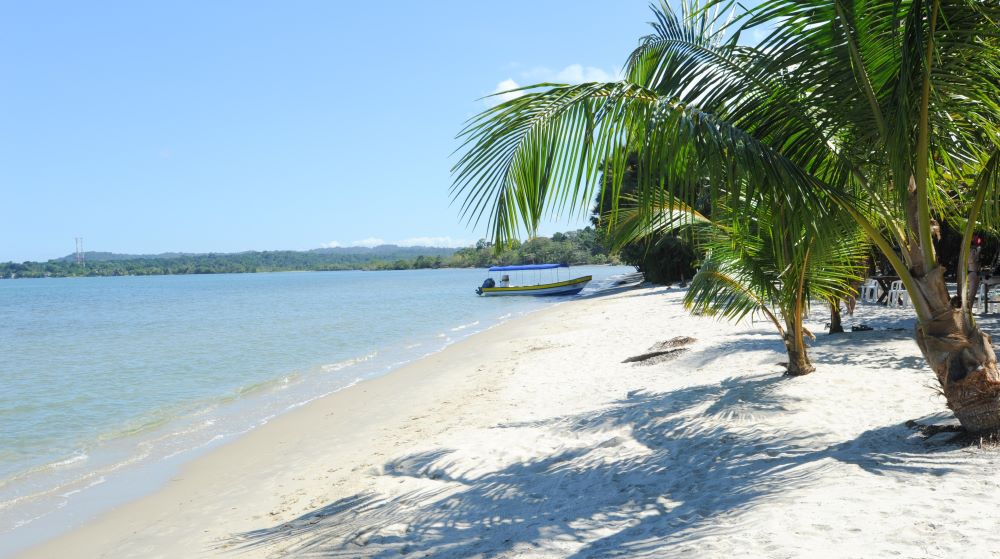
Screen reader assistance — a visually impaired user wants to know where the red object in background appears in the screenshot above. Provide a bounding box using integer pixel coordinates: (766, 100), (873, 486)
(974, 234), (984, 246)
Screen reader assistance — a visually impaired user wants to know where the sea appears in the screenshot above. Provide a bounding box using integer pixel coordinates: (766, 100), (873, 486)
(0, 265), (634, 556)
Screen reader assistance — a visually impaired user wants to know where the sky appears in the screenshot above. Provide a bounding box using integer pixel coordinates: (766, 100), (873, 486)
(2, 1), (665, 262)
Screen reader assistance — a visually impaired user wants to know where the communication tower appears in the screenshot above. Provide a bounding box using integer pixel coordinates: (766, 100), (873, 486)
(75, 237), (85, 266)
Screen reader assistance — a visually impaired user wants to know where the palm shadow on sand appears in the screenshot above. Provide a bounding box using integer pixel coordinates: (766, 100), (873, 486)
(226, 368), (960, 558)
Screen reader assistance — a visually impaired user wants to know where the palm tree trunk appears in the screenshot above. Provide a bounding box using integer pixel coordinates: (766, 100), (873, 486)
(783, 314), (815, 376)
(911, 267), (1000, 433)
(829, 300), (845, 334)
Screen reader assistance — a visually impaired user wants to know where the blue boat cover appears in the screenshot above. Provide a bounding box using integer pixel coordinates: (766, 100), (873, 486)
(488, 263), (568, 271)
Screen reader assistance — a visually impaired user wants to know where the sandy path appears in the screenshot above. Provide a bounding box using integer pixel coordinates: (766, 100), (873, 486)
(19, 286), (1000, 558)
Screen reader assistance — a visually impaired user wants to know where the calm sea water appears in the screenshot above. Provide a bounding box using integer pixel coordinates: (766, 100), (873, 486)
(0, 265), (633, 555)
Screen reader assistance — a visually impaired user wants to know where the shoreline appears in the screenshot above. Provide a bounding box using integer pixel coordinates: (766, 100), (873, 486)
(2, 300), (567, 557)
(2, 266), (633, 557)
(18, 285), (1000, 558)
(13, 288), (588, 558)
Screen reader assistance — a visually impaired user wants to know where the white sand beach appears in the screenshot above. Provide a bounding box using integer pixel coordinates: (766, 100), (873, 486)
(19, 285), (1000, 558)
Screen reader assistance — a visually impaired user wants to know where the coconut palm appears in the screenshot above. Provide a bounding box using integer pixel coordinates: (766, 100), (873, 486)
(606, 185), (867, 375)
(452, 0), (1000, 431)
(699, 198), (867, 375)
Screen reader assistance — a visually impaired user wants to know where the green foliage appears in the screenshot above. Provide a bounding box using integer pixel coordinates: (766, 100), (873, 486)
(591, 153), (699, 284)
(617, 236), (697, 284)
(449, 227), (614, 269)
(684, 195), (868, 331)
(0, 231), (613, 279)
(452, 0), (1000, 325)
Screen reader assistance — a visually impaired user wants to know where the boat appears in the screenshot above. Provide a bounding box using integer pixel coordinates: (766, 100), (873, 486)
(476, 264), (592, 296)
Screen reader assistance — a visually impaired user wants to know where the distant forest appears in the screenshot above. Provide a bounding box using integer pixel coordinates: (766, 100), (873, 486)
(1, 228), (617, 279)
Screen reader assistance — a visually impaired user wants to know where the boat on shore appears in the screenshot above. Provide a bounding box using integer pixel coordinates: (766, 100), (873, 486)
(476, 264), (592, 296)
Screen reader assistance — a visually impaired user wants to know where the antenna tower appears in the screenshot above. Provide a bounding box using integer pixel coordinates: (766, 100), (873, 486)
(75, 237), (85, 266)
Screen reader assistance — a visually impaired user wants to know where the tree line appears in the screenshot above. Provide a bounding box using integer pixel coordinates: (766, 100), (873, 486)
(0, 229), (616, 279)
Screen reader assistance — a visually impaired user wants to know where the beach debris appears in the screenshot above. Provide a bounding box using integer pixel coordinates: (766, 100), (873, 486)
(906, 418), (1000, 447)
(904, 419), (980, 446)
(647, 336), (696, 351)
(623, 349), (687, 365)
(623, 337), (696, 365)
(905, 419), (963, 438)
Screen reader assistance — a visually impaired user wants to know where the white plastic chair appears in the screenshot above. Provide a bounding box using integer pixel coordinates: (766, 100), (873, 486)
(861, 279), (880, 303)
(973, 285), (989, 314)
(899, 290), (911, 308)
(887, 280), (906, 307)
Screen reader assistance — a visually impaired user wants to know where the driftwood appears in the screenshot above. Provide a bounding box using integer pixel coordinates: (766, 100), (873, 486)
(623, 337), (696, 365)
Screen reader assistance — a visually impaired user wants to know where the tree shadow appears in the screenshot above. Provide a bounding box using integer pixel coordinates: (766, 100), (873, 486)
(227, 375), (958, 558)
(684, 332), (787, 370)
(843, 304), (919, 332)
(807, 329), (931, 372)
(619, 285), (683, 299)
(577, 281), (647, 300)
(683, 325), (932, 373)
(975, 313), (1000, 339)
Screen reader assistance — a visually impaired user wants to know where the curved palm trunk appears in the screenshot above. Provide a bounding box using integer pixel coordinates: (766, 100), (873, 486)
(783, 313), (815, 376)
(910, 268), (1000, 433)
(784, 243), (816, 376)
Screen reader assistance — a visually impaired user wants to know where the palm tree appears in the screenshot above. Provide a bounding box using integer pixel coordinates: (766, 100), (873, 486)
(607, 186), (866, 376)
(452, 1), (1000, 431)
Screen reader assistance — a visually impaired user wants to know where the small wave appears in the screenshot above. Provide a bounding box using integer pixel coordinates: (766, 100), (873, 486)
(97, 413), (174, 442)
(0, 450), (92, 497)
(130, 418), (219, 454)
(496, 313), (512, 320)
(450, 320), (480, 332)
(234, 373), (303, 399)
(0, 450), (90, 492)
(283, 376), (364, 412)
(12, 511), (48, 530)
(51, 452), (88, 468)
(404, 343), (422, 349)
(0, 446), (150, 513)
(322, 352), (377, 373)
(58, 475), (106, 499)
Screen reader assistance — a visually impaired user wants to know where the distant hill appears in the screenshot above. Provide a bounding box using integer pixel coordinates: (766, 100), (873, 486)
(306, 245), (459, 257)
(3, 229), (615, 278)
(55, 251), (203, 262)
(58, 245), (459, 262)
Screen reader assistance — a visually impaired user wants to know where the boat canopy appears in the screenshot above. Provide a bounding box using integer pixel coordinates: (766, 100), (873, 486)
(488, 263), (568, 272)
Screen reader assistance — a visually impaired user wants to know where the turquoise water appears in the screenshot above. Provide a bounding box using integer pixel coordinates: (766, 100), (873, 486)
(0, 266), (633, 555)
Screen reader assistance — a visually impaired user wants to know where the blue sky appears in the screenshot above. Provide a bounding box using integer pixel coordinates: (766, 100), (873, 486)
(2, 1), (666, 262)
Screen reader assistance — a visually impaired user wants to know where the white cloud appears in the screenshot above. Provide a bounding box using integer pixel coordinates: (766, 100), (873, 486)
(351, 237), (386, 248)
(487, 64), (619, 107)
(320, 236), (474, 249)
(398, 236), (473, 248)
(522, 64), (618, 84)
(554, 64), (612, 83)
(491, 78), (524, 102)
